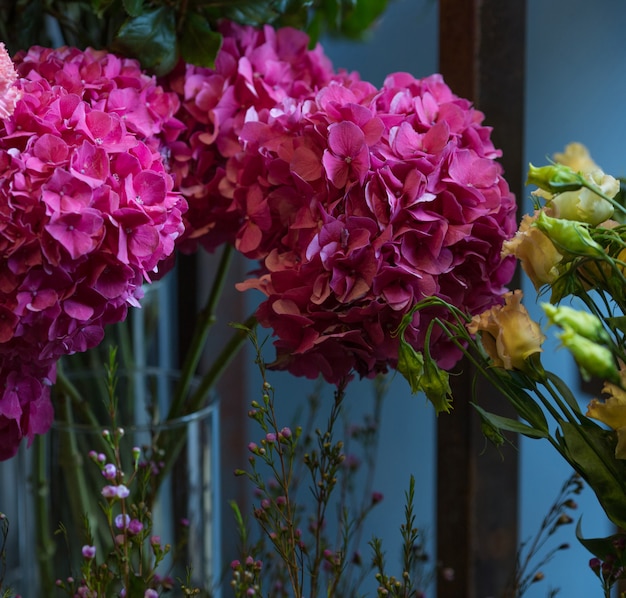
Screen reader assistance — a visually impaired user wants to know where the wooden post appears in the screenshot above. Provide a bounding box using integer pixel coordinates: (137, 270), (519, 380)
(437, 1), (526, 596)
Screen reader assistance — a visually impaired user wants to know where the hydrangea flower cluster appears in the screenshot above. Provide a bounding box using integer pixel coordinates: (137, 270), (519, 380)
(0, 47), (186, 459)
(234, 73), (517, 382)
(161, 21), (345, 253)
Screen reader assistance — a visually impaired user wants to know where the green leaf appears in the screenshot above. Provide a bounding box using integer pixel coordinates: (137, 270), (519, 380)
(111, 6), (177, 75)
(121, 0), (144, 18)
(338, 0), (389, 38)
(490, 369), (550, 433)
(546, 371), (583, 416)
(606, 315), (626, 335)
(179, 12), (223, 68)
(561, 420), (626, 529)
(472, 403), (549, 439)
(217, 0), (282, 26)
(576, 519), (626, 564)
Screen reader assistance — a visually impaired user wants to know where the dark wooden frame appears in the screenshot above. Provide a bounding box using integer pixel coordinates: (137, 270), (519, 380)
(437, 2), (526, 596)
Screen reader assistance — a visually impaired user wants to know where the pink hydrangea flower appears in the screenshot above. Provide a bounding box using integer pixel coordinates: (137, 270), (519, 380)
(0, 47), (186, 459)
(0, 43), (21, 119)
(235, 73), (517, 383)
(160, 21), (350, 253)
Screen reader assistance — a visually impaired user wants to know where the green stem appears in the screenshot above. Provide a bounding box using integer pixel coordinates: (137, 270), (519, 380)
(169, 245), (234, 419)
(184, 313), (257, 415)
(33, 435), (55, 593)
(582, 179), (626, 217)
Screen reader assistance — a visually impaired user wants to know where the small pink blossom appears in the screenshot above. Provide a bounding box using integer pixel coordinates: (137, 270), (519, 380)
(115, 513), (130, 529)
(101, 484), (130, 499)
(81, 545), (96, 559)
(102, 463), (117, 480)
(128, 519), (144, 535)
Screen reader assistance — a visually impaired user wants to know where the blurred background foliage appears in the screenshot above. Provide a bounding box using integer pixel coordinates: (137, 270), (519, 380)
(0, 0), (391, 74)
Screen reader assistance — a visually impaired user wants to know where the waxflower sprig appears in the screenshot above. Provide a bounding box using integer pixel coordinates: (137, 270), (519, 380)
(370, 475), (433, 598)
(51, 350), (201, 597)
(505, 473), (582, 598)
(232, 326), (392, 598)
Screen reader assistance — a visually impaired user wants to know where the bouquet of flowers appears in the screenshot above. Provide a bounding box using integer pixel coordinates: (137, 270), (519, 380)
(396, 142), (626, 597)
(0, 1), (534, 596)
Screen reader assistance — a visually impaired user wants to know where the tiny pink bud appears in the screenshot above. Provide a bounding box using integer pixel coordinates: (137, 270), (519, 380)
(102, 464), (117, 480)
(115, 514), (130, 529)
(128, 519), (144, 535)
(81, 545), (96, 559)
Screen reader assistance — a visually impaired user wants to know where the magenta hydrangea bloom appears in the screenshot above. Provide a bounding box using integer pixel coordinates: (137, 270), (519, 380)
(0, 42), (20, 119)
(0, 47), (186, 459)
(235, 73), (517, 383)
(161, 21), (349, 253)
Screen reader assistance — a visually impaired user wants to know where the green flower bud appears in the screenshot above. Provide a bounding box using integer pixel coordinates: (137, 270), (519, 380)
(396, 338), (424, 394)
(557, 327), (619, 383)
(526, 163), (585, 193)
(534, 210), (604, 257)
(419, 355), (453, 415)
(542, 303), (610, 344)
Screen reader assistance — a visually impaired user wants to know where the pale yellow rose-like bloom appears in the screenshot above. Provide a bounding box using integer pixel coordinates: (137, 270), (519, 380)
(501, 212), (563, 290)
(547, 168), (617, 226)
(553, 142), (599, 173)
(467, 289), (545, 372)
(532, 143), (617, 226)
(587, 378), (626, 459)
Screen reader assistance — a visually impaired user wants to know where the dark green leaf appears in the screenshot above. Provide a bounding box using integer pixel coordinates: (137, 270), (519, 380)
(338, 0), (389, 38)
(490, 369), (550, 433)
(218, 0), (282, 26)
(179, 12), (222, 68)
(546, 371), (583, 416)
(561, 420), (626, 529)
(472, 403), (549, 439)
(606, 315), (626, 335)
(121, 0), (143, 18)
(576, 519), (626, 564)
(111, 6), (177, 75)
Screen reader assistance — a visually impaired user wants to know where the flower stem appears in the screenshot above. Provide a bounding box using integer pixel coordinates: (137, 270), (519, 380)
(169, 244), (234, 419)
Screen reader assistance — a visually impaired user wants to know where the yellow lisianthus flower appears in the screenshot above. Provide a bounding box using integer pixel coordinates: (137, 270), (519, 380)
(467, 290), (545, 373)
(502, 212), (563, 291)
(587, 380), (626, 459)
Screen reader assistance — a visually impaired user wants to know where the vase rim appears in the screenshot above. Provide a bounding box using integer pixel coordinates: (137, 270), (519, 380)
(52, 367), (218, 432)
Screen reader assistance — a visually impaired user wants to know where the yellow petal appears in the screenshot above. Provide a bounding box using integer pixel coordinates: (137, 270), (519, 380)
(586, 396), (626, 430)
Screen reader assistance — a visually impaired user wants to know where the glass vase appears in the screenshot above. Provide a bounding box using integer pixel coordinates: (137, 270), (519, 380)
(27, 368), (220, 597)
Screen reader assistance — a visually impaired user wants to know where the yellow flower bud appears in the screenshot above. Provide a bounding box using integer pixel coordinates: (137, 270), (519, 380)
(467, 290), (545, 373)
